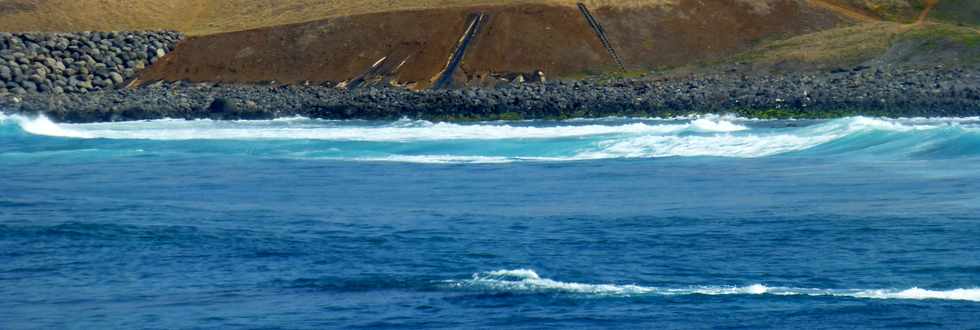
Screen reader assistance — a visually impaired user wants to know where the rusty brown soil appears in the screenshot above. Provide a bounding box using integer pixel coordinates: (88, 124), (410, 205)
(137, 0), (847, 88)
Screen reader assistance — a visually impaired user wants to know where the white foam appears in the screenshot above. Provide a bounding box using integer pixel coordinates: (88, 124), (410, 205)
(846, 116), (945, 132)
(564, 113), (757, 123)
(49, 121), (693, 141)
(0, 113), (92, 138)
(852, 288), (980, 302)
(352, 155), (611, 164)
(354, 155), (518, 164)
(899, 116), (980, 124)
(571, 116), (980, 160)
(7, 114), (980, 163)
(449, 269), (658, 295)
(689, 117), (749, 132)
(444, 269), (980, 302)
(12, 115), (761, 142)
(485, 269), (544, 279)
(579, 132), (841, 159)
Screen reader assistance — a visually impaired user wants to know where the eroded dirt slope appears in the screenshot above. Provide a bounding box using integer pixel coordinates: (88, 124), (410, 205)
(0, 0), (764, 35)
(137, 0), (845, 88)
(2, 0), (972, 35)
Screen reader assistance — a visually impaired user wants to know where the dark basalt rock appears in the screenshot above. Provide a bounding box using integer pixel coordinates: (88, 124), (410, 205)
(208, 98), (235, 114)
(0, 31), (182, 95)
(2, 66), (979, 122)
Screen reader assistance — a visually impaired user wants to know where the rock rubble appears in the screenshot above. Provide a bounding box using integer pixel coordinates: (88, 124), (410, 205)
(3, 66), (978, 122)
(0, 31), (181, 95)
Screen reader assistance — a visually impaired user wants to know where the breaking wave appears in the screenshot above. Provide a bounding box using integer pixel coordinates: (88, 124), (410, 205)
(2, 113), (979, 162)
(0, 114), (745, 141)
(444, 269), (980, 302)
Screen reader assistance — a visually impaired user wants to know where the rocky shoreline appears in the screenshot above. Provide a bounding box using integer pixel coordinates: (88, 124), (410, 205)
(2, 66), (979, 123)
(0, 31), (181, 95)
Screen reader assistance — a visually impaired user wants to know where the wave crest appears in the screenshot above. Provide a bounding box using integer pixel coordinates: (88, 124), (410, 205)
(443, 269), (980, 302)
(3, 114), (980, 162)
(0, 113), (91, 138)
(0, 114), (755, 141)
(690, 117), (749, 132)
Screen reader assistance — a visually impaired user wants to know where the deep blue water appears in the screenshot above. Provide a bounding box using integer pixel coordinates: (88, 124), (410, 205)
(1, 114), (980, 329)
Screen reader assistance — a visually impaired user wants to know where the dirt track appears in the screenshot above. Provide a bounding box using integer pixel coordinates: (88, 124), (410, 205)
(137, 0), (845, 88)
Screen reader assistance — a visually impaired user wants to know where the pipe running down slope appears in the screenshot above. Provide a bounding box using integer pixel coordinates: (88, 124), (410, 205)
(433, 12), (486, 89)
(577, 3), (627, 71)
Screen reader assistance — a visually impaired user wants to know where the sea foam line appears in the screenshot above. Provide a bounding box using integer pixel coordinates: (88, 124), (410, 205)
(2, 113), (748, 141)
(443, 269), (980, 302)
(4, 113), (976, 142)
(51, 120), (743, 141)
(5, 113), (980, 162)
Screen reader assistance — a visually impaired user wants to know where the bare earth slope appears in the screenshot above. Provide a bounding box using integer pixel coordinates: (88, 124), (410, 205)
(6, 0), (970, 35)
(0, 0), (724, 35)
(136, 0), (843, 88)
(3, 0), (975, 89)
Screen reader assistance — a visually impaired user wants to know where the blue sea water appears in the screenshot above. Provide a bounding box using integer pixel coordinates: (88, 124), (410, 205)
(1, 113), (980, 329)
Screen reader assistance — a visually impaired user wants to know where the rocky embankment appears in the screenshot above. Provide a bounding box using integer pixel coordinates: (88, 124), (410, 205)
(0, 31), (181, 95)
(2, 66), (979, 122)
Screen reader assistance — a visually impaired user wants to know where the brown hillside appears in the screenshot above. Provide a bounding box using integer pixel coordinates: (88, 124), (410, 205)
(0, 0), (927, 35)
(136, 1), (844, 88)
(0, 0), (682, 35)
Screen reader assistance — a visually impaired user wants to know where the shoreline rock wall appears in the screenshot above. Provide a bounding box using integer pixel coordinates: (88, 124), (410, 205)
(0, 31), (182, 95)
(4, 67), (979, 123)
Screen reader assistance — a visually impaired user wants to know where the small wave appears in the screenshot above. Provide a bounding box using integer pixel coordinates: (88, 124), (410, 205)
(354, 155), (521, 164)
(579, 133), (833, 158)
(3, 114), (754, 141)
(443, 269), (980, 302)
(852, 288), (980, 302)
(0, 113), (91, 138)
(13, 117), (691, 141)
(689, 117), (749, 132)
(4, 114), (980, 162)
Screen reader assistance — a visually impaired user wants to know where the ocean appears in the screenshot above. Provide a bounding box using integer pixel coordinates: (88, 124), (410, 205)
(1, 113), (979, 329)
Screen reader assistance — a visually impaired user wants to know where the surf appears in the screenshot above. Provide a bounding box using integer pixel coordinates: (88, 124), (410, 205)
(2, 113), (980, 162)
(444, 269), (980, 302)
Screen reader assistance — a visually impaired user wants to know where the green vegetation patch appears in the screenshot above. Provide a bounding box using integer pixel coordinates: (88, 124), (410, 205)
(932, 0), (980, 26)
(900, 23), (980, 48)
(732, 22), (900, 67)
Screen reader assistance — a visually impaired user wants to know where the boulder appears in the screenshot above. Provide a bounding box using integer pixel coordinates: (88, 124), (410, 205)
(15, 55), (30, 65)
(44, 57), (58, 70)
(0, 65), (11, 81)
(0, 31), (180, 94)
(92, 78), (108, 88)
(208, 98), (237, 113)
(109, 72), (124, 84)
(78, 80), (94, 90)
(531, 70), (547, 83)
(20, 80), (37, 92)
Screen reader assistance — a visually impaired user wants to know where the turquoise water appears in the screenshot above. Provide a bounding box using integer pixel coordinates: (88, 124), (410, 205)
(1, 114), (979, 328)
